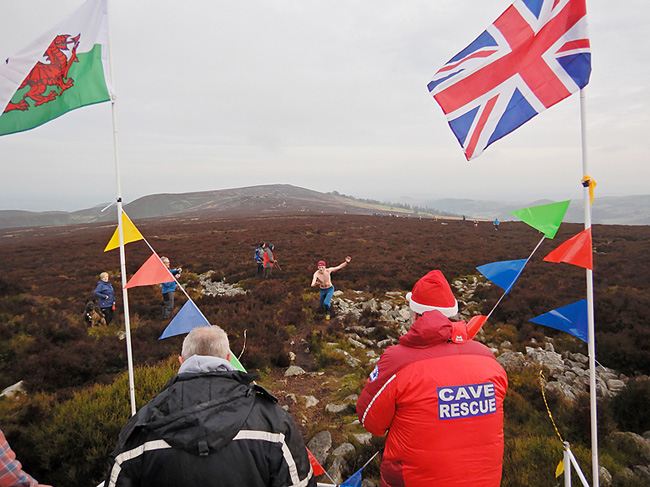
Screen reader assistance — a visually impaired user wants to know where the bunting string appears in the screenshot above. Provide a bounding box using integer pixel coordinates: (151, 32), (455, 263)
(484, 235), (546, 321)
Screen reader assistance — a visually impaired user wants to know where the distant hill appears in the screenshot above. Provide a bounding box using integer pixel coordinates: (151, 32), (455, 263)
(0, 185), (647, 229)
(0, 185), (427, 229)
(400, 195), (650, 225)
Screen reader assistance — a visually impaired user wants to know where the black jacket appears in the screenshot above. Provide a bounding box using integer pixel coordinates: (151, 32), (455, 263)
(105, 369), (315, 487)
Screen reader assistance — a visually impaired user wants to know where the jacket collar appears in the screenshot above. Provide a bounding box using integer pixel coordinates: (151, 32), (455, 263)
(178, 355), (238, 374)
(399, 310), (458, 348)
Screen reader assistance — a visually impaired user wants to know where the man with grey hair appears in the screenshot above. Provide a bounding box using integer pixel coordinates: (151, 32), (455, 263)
(106, 325), (316, 487)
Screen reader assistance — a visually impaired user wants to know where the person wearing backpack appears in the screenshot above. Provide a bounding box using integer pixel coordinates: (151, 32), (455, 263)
(254, 243), (265, 277)
(263, 243), (277, 279)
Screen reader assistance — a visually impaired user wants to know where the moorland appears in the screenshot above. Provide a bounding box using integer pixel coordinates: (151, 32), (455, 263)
(0, 212), (649, 486)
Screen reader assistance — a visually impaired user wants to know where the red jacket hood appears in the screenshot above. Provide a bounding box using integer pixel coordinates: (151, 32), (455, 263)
(399, 310), (467, 348)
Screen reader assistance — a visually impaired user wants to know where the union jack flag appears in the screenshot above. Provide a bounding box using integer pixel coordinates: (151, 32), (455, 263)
(428, 0), (591, 160)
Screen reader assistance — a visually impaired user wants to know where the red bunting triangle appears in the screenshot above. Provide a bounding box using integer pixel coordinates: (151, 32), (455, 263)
(467, 315), (488, 339)
(307, 447), (326, 476)
(124, 253), (175, 289)
(543, 228), (593, 270)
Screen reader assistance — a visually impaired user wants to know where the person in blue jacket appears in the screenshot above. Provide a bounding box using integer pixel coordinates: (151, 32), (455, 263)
(94, 272), (115, 325)
(161, 256), (182, 319)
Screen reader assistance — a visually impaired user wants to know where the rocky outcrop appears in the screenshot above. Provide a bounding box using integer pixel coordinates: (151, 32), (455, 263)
(495, 344), (633, 402)
(197, 271), (247, 296)
(0, 381), (25, 398)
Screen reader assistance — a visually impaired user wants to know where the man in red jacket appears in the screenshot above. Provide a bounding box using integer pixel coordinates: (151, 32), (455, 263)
(357, 270), (508, 487)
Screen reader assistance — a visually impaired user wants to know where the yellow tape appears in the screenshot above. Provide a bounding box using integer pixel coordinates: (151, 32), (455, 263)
(581, 174), (597, 205)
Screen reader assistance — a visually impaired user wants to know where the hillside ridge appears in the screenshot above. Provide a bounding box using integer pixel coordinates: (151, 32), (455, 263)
(1, 184), (647, 229)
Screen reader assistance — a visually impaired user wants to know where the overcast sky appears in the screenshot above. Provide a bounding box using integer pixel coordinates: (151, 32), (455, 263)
(1, 0), (648, 212)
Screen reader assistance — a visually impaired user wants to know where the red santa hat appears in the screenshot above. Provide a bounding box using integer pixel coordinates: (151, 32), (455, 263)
(406, 270), (458, 317)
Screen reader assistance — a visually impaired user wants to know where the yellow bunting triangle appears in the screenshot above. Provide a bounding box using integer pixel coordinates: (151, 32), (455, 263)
(555, 458), (565, 478)
(104, 212), (144, 252)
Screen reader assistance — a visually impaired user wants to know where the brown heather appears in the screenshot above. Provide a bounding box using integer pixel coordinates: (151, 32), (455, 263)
(0, 214), (649, 486)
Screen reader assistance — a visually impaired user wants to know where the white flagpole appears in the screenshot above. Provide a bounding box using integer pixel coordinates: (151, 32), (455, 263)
(106, 0), (137, 416)
(580, 88), (599, 487)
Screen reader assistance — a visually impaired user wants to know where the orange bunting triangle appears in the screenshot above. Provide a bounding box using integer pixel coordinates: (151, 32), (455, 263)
(104, 212), (144, 252)
(543, 228), (593, 270)
(124, 254), (175, 289)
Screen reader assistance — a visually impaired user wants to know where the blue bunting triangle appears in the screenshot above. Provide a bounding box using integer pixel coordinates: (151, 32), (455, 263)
(476, 259), (528, 294)
(159, 300), (211, 339)
(341, 467), (363, 487)
(530, 299), (588, 343)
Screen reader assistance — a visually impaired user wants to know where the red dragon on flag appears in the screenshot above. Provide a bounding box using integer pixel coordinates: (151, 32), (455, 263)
(4, 33), (81, 113)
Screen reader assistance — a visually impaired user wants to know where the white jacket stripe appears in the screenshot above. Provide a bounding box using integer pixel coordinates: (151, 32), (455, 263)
(361, 374), (397, 426)
(108, 439), (172, 487)
(233, 430), (312, 487)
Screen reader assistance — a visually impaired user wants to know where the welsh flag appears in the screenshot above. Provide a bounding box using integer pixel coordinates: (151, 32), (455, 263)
(0, 0), (112, 136)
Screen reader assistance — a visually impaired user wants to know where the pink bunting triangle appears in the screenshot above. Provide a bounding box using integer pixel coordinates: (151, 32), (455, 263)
(543, 228), (593, 270)
(124, 253), (175, 289)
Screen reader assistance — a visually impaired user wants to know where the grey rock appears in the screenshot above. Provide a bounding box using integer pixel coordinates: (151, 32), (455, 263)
(333, 349), (362, 368)
(0, 381), (25, 398)
(496, 351), (528, 370)
(304, 395), (319, 408)
(632, 465), (650, 481)
(607, 379), (626, 393)
(326, 404), (350, 414)
(599, 466), (612, 487)
(307, 430), (332, 465)
(327, 456), (348, 484)
(198, 271), (247, 296)
(346, 326), (373, 336)
(363, 299), (378, 311)
(332, 443), (356, 457)
(545, 381), (578, 403)
(570, 352), (589, 364)
(607, 432), (650, 463)
(377, 338), (398, 348)
(348, 337), (366, 349)
(526, 347), (565, 377)
(352, 432), (373, 445)
(284, 365), (306, 377)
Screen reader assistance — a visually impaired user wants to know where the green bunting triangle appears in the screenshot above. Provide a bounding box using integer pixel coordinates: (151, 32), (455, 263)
(509, 200), (570, 239)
